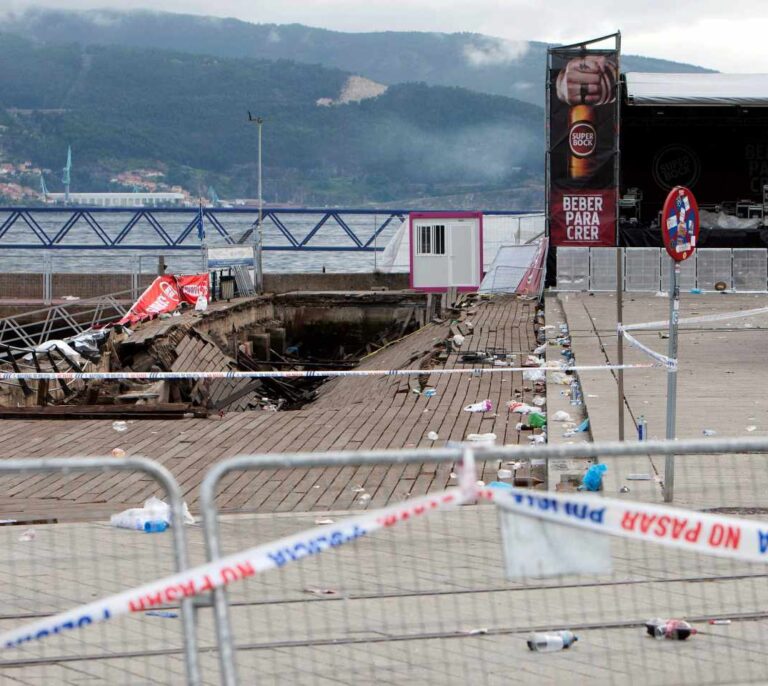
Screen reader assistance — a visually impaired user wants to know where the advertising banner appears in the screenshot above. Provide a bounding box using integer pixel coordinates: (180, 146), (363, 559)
(548, 37), (619, 247)
(176, 273), (210, 306)
(118, 273), (209, 326)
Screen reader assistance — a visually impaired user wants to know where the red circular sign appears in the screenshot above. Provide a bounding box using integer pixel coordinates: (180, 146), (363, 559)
(661, 186), (699, 262)
(569, 121), (597, 158)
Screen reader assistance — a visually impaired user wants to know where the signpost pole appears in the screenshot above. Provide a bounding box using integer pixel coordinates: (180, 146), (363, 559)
(616, 247), (625, 440)
(664, 259), (680, 502)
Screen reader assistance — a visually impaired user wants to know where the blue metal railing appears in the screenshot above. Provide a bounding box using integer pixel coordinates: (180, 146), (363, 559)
(0, 207), (538, 252)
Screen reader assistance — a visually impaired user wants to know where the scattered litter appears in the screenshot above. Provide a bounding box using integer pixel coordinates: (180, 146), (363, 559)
(702, 428), (718, 437)
(627, 474), (652, 481)
(551, 410), (573, 422)
(532, 395), (546, 407)
(619, 486), (630, 494)
(507, 401), (537, 415)
(524, 355), (544, 367)
(464, 400), (492, 413)
(645, 618), (696, 641)
(145, 611), (178, 619)
(61, 295), (80, 301)
(527, 631), (578, 652)
(18, 529), (35, 542)
(564, 418), (590, 437)
(534, 343), (547, 355)
(466, 433), (497, 445)
(746, 425), (757, 432)
(527, 413), (547, 428)
(194, 295), (208, 312)
(110, 496), (195, 532)
(111, 421), (128, 433)
(111, 448), (126, 458)
(708, 619), (732, 625)
(423, 388), (437, 398)
(528, 433), (547, 444)
(579, 464), (607, 492)
(476, 480), (486, 487)
(304, 587), (338, 596)
(465, 627), (489, 636)
(358, 493), (372, 504)
(427, 431), (439, 441)
(351, 486), (366, 493)
(587, 394), (599, 398)
(550, 371), (570, 385)
(449, 472), (458, 480)
(522, 368), (546, 382)
(452, 334), (465, 347)
(314, 517), (335, 525)
(497, 469), (513, 479)
(689, 288), (702, 294)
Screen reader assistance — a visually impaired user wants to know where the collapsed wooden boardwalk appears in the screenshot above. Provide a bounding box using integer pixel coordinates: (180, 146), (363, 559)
(0, 296), (538, 521)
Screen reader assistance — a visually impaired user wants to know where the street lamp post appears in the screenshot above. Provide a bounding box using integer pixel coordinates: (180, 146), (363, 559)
(248, 112), (264, 293)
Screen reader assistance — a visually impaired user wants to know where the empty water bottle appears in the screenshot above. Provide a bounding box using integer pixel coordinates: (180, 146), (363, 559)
(570, 380), (583, 406)
(143, 520), (169, 533)
(527, 631), (578, 652)
(637, 415), (647, 441)
(645, 618), (696, 641)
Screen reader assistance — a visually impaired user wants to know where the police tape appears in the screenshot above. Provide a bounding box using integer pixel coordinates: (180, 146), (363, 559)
(622, 305), (768, 332)
(617, 326), (676, 369)
(0, 486), (471, 650)
(483, 485), (768, 563)
(0, 363), (656, 383)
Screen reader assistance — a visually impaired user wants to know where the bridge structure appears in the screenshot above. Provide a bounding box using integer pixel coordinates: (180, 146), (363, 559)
(0, 206), (538, 253)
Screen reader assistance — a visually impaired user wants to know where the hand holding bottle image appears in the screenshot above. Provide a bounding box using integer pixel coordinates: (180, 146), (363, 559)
(556, 55), (618, 106)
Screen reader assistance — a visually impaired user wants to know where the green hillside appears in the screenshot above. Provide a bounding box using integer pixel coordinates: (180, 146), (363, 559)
(1, 8), (714, 107)
(0, 34), (543, 205)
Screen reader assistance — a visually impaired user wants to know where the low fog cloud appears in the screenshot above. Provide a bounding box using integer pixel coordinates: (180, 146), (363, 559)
(463, 37), (529, 68)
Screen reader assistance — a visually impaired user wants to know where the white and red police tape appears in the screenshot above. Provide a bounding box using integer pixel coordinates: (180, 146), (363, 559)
(483, 485), (768, 563)
(0, 363), (655, 383)
(5, 467), (768, 651)
(618, 304), (768, 369)
(0, 483), (474, 650)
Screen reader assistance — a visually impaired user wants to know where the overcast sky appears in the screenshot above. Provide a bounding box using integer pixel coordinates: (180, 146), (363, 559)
(6, 0), (768, 72)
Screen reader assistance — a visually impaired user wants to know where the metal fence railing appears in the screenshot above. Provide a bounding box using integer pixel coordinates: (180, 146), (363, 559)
(557, 247), (768, 293)
(0, 289), (132, 349)
(198, 438), (768, 685)
(0, 457), (199, 685)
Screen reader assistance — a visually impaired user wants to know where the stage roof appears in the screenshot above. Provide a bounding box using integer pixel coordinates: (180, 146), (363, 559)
(625, 72), (768, 106)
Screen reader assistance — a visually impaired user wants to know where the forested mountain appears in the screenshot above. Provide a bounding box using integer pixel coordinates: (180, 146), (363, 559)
(0, 33), (543, 205)
(0, 8), (712, 206)
(1, 8), (713, 107)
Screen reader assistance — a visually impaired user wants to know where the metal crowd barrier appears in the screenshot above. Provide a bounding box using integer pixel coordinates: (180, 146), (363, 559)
(199, 438), (768, 685)
(0, 457), (200, 685)
(557, 247), (768, 292)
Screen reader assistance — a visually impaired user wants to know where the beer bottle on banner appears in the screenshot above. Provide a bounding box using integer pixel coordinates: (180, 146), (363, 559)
(568, 105), (597, 180)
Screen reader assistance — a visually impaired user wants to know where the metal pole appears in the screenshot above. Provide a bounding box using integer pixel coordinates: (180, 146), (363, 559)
(614, 31), (624, 442)
(616, 247), (625, 440)
(257, 118), (264, 293)
(664, 259), (680, 501)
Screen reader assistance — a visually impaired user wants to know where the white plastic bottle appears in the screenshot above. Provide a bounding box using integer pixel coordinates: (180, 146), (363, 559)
(527, 631), (578, 652)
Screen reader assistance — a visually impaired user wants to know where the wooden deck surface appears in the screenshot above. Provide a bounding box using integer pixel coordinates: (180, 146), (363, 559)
(0, 296), (538, 521)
